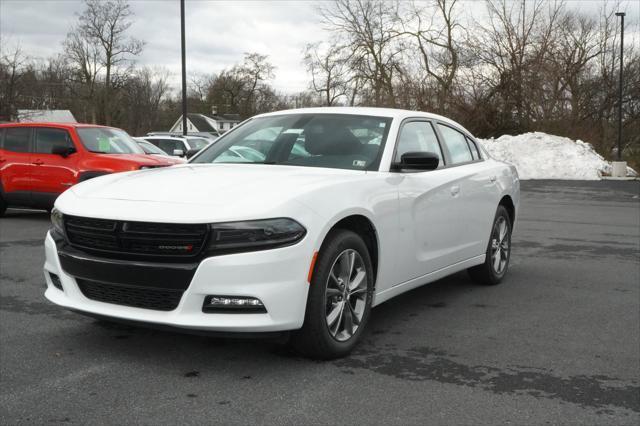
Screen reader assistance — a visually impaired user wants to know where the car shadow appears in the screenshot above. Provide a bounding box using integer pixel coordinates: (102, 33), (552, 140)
(3, 208), (50, 221)
(69, 271), (480, 367)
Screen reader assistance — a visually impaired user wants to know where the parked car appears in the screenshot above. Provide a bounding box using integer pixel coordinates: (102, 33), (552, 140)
(147, 131), (220, 141)
(134, 138), (186, 164)
(44, 107), (520, 359)
(138, 135), (211, 158)
(0, 123), (175, 215)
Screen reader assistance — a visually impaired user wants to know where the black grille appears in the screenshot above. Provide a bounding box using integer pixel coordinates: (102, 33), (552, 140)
(64, 215), (208, 258)
(77, 279), (183, 311)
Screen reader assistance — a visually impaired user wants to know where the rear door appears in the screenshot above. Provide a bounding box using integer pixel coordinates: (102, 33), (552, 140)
(30, 127), (79, 206)
(435, 123), (500, 259)
(0, 127), (33, 206)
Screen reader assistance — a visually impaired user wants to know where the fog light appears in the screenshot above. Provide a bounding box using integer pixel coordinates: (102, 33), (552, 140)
(49, 272), (63, 290)
(203, 296), (266, 313)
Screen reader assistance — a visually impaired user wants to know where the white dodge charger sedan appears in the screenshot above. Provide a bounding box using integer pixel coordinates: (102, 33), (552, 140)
(44, 107), (519, 358)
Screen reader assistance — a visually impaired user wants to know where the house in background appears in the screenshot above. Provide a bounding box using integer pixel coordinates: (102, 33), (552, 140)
(170, 113), (241, 134)
(16, 109), (77, 123)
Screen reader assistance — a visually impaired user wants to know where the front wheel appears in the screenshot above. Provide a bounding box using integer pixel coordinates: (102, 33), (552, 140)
(291, 229), (374, 359)
(0, 196), (6, 217)
(468, 205), (512, 285)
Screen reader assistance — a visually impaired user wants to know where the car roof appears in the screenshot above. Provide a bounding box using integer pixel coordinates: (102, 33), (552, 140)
(0, 122), (114, 129)
(140, 135), (186, 141)
(142, 135), (209, 142)
(254, 107), (473, 136)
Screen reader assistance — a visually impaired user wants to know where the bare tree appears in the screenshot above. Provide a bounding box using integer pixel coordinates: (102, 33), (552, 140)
(74, 0), (143, 124)
(304, 42), (353, 106)
(239, 53), (276, 115)
(0, 44), (27, 120)
(121, 66), (171, 134)
(398, 0), (462, 113)
(469, 0), (564, 130)
(189, 72), (214, 103)
(205, 53), (278, 118)
(63, 31), (102, 122)
(319, 0), (403, 107)
(549, 13), (602, 123)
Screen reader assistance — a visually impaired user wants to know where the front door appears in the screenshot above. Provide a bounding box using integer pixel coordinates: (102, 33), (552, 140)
(30, 127), (79, 207)
(393, 120), (465, 285)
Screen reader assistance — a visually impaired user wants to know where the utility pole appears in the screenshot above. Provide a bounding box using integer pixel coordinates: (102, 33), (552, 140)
(180, 0), (188, 136)
(615, 12), (625, 161)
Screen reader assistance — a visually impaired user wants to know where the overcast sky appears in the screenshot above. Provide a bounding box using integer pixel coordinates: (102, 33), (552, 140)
(1, 0), (638, 95)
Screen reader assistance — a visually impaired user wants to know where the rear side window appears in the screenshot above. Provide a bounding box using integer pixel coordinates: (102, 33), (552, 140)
(35, 128), (74, 154)
(466, 137), (480, 160)
(437, 124), (472, 164)
(2, 127), (31, 153)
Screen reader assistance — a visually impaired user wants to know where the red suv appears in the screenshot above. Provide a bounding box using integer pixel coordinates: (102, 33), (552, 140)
(0, 123), (179, 215)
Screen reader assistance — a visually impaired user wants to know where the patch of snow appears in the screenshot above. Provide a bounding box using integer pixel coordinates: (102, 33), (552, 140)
(478, 132), (637, 180)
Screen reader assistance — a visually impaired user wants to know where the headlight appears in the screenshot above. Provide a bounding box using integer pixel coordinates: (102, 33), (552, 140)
(207, 218), (306, 254)
(51, 208), (65, 236)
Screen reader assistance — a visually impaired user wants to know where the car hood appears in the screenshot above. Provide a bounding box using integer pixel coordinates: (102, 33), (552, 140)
(94, 153), (175, 166)
(150, 154), (186, 164)
(62, 164), (365, 222)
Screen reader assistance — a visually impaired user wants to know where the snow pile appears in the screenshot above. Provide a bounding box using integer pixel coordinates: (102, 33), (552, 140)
(478, 132), (637, 180)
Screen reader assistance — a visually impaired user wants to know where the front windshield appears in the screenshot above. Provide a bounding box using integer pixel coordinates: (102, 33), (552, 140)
(186, 138), (209, 150)
(77, 127), (145, 154)
(192, 114), (392, 171)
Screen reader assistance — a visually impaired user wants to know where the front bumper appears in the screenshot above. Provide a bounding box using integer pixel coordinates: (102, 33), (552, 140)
(43, 231), (312, 332)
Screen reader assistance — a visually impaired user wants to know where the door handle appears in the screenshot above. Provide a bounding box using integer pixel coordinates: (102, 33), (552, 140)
(32, 159), (44, 165)
(450, 185), (460, 196)
(490, 175), (497, 183)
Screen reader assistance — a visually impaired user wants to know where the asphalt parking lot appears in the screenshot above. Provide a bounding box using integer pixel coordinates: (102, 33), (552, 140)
(1, 180), (638, 425)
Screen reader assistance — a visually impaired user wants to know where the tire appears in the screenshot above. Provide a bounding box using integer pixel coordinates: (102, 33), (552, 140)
(291, 229), (374, 359)
(0, 196), (6, 217)
(468, 205), (512, 286)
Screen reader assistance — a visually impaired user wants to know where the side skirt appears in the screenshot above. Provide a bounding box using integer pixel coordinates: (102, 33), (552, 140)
(372, 254), (486, 307)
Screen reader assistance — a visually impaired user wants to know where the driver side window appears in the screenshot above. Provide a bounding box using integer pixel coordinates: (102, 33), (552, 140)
(395, 121), (443, 165)
(34, 128), (74, 154)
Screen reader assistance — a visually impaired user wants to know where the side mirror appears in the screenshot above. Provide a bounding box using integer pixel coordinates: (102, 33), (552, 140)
(52, 146), (76, 158)
(172, 149), (185, 157)
(392, 151), (439, 171)
(185, 148), (200, 159)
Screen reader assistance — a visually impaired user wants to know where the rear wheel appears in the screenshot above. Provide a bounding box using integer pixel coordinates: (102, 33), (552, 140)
(291, 229), (374, 359)
(468, 205), (512, 285)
